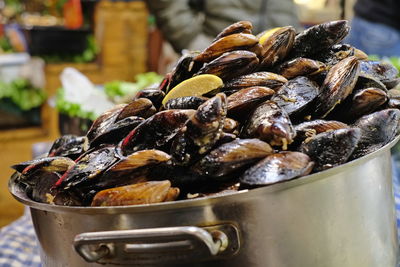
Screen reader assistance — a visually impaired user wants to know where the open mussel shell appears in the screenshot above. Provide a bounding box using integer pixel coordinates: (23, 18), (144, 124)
(194, 33), (259, 63)
(90, 116), (144, 147)
(120, 109), (195, 155)
(242, 100), (296, 149)
(314, 56), (360, 118)
(240, 151), (314, 187)
(164, 96), (208, 110)
(350, 109), (400, 160)
(258, 26), (295, 69)
(91, 180), (179, 207)
(277, 57), (326, 79)
(227, 86), (275, 118)
(271, 76), (319, 119)
(195, 50), (259, 81)
(299, 128), (361, 172)
(290, 20), (350, 58)
(192, 138), (273, 177)
(213, 21), (253, 41)
(222, 71), (287, 93)
(48, 135), (89, 159)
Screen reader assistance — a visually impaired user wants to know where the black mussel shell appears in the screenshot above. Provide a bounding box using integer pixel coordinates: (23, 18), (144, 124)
(314, 56), (360, 118)
(164, 96), (208, 110)
(134, 89), (165, 110)
(242, 100), (296, 149)
(299, 128), (361, 171)
(350, 109), (400, 159)
(195, 50), (259, 81)
(48, 135), (89, 159)
(192, 138), (273, 177)
(120, 109), (195, 155)
(90, 116), (144, 147)
(272, 76), (319, 119)
(240, 151), (314, 187)
(290, 20), (350, 58)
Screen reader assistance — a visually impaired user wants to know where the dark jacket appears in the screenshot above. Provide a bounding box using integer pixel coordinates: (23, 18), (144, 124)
(146, 0), (300, 52)
(354, 0), (400, 31)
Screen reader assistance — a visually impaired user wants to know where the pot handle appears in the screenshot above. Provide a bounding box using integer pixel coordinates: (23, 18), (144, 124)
(73, 224), (240, 264)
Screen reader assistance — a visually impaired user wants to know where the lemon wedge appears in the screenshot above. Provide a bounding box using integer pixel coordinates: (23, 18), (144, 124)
(259, 27), (281, 45)
(162, 74), (223, 105)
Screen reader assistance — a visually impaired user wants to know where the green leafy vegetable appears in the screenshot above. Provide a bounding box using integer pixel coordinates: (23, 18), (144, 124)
(0, 79), (46, 110)
(104, 72), (163, 99)
(55, 88), (97, 120)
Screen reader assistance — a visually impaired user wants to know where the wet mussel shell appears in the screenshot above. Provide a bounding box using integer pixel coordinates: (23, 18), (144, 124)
(90, 116), (145, 147)
(290, 20), (350, 58)
(277, 57), (326, 79)
(11, 156), (75, 176)
(314, 56), (360, 118)
(242, 100), (296, 148)
(222, 72), (288, 94)
(48, 135), (89, 159)
(170, 94), (227, 164)
(240, 151), (314, 187)
(192, 138), (273, 178)
(195, 50), (259, 81)
(299, 128), (361, 172)
(164, 96), (208, 110)
(120, 109), (195, 155)
(227, 86), (275, 118)
(350, 109), (400, 160)
(134, 89), (165, 111)
(194, 33), (259, 63)
(91, 180), (179, 207)
(293, 119), (349, 145)
(271, 76), (319, 119)
(213, 20), (253, 41)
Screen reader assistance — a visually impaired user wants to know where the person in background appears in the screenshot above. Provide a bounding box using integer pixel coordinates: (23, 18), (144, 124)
(145, 0), (301, 53)
(346, 0), (400, 57)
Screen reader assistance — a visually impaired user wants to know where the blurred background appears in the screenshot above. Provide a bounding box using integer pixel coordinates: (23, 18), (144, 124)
(0, 0), (398, 226)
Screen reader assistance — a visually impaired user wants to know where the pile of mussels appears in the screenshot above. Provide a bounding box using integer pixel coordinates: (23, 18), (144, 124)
(11, 20), (400, 207)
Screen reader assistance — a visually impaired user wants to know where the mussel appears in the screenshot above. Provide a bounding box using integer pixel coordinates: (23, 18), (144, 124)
(240, 151), (314, 187)
(350, 109), (400, 159)
(195, 50), (259, 81)
(91, 180), (179, 207)
(299, 128), (361, 171)
(271, 76), (319, 119)
(192, 138), (273, 177)
(242, 100), (296, 149)
(290, 20), (350, 58)
(314, 56), (360, 118)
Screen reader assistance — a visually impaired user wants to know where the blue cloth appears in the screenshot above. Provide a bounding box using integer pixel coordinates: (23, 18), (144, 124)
(0, 209), (41, 267)
(345, 16), (400, 57)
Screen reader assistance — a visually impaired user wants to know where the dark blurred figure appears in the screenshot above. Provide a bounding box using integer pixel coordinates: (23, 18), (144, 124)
(146, 0), (301, 53)
(346, 0), (400, 57)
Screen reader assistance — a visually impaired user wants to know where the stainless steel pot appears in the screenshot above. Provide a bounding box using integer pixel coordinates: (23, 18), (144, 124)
(10, 137), (400, 267)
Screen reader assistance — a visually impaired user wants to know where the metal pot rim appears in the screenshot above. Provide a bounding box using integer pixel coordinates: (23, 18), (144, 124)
(9, 135), (400, 214)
